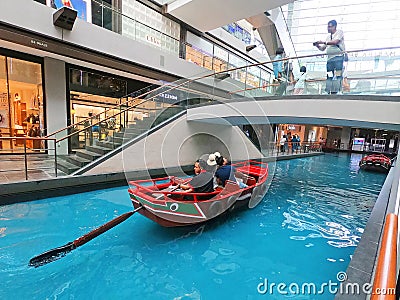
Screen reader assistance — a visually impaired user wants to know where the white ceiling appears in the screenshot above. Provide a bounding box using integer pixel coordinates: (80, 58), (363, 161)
(166, 0), (294, 32)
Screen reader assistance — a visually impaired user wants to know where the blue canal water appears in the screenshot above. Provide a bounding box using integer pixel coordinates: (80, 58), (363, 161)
(0, 153), (386, 299)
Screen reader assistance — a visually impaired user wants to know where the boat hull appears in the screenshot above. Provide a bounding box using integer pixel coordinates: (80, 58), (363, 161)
(359, 162), (390, 173)
(359, 154), (391, 173)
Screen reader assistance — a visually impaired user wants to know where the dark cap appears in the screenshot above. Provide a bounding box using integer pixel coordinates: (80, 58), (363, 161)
(328, 20), (337, 27)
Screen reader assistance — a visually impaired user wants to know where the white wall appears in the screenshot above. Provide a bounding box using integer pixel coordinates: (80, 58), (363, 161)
(186, 98), (400, 130)
(43, 57), (68, 155)
(268, 7), (300, 77)
(85, 115), (262, 175)
(0, 0), (205, 80)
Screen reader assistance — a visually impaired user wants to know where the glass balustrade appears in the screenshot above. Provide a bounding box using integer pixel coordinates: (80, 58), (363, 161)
(229, 47), (400, 97)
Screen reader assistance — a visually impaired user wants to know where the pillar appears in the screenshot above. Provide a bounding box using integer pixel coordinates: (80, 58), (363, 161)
(43, 57), (68, 155)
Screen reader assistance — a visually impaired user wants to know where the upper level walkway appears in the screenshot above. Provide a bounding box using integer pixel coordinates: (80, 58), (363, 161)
(186, 95), (400, 131)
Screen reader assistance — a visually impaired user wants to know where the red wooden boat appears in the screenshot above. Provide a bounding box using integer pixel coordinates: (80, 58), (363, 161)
(359, 154), (392, 173)
(128, 160), (269, 227)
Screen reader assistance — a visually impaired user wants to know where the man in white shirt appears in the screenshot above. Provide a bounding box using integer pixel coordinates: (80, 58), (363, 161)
(314, 20), (345, 94)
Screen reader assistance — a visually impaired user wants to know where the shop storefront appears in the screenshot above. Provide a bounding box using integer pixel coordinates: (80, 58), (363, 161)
(276, 124), (327, 144)
(0, 51), (44, 151)
(349, 128), (399, 153)
(67, 66), (151, 150)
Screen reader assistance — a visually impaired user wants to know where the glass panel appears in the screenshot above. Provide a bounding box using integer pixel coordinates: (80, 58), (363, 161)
(91, 0), (103, 27)
(7, 57), (43, 151)
(0, 55), (10, 150)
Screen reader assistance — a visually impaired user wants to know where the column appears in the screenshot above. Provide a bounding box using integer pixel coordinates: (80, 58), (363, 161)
(43, 57), (68, 155)
(340, 127), (352, 150)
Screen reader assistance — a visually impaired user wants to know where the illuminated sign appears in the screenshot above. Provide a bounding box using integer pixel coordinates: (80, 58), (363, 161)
(159, 93), (177, 101)
(30, 39), (48, 48)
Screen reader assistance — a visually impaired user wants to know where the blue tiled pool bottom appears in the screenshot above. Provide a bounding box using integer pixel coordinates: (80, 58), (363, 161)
(0, 153), (386, 299)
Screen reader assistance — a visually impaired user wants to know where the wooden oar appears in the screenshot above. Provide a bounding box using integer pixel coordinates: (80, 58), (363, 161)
(29, 206), (143, 268)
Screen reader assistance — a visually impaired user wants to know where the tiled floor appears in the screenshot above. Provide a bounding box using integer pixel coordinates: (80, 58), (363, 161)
(0, 154), (66, 183)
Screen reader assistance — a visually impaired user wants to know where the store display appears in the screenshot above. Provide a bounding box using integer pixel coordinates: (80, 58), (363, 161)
(0, 109), (9, 128)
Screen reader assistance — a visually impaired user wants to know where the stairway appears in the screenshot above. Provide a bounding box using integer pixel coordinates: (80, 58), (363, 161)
(56, 106), (184, 175)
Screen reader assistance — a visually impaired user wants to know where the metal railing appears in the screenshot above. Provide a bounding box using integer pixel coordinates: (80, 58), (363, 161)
(370, 152), (399, 299)
(222, 46), (400, 97)
(45, 84), (158, 139)
(0, 136), (57, 180)
(261, 141), (323, 156)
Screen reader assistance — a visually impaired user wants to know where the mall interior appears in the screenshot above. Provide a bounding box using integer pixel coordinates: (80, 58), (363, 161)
(0, 0), (400, 299)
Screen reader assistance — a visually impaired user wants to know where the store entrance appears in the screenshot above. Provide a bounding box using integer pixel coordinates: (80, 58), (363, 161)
(70, 92), (126, 149)
(0, 55), (44, 153)
(69, 91), (156, 150)
(68, 66), (153, 151)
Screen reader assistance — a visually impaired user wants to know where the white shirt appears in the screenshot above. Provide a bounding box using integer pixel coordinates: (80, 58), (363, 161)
(320, 29), (345, 59)
(294, 72), (307, 89)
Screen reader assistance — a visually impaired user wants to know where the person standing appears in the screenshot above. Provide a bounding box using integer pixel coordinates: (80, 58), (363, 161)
(293, 66), (308, 95)
(313, 20), (345, 94)
(280, 135), (286, 153)
(272, 48), (284, 80)
(272, 48), (288, 96)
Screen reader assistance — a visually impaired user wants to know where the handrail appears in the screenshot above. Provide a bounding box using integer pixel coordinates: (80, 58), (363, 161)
(0, 137), (56, 141)
(370, 213), (397, 299)
(229, 74), (400, 95)
(57, 103), (159, 142)
(0, 136), (58, 180)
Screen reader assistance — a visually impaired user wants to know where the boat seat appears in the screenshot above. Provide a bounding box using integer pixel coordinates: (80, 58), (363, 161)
(182, 189), (221, 201)
(245, 176), (257, 186)
(219, 180), (240, 196)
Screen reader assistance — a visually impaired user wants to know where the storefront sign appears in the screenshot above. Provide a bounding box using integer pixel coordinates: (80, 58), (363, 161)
(146, 35), (161, 47)
(159, 93), (178, 101)
(288, 125), (296, 130)
(30, 39), (48, 49)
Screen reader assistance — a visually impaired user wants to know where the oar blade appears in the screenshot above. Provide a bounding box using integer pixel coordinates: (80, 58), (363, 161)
(29, 242), (75, 268)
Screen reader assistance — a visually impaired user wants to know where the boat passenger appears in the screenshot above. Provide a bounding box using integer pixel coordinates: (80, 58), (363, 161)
(178, 159), (214, 194)
(215, 156), (248, 188)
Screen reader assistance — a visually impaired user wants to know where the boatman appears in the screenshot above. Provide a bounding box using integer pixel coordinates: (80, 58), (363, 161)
(178, 159), (214, 194)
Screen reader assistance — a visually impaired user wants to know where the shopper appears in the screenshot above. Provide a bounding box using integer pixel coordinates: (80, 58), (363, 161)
(313, 20), (345, 94)
(272, 47), (284, 80)
(293, 66), (307, 95)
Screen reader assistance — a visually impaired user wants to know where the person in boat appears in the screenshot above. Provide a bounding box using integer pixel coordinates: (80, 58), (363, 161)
(215, 156), (248, 188)
(178, 159), (214, 194)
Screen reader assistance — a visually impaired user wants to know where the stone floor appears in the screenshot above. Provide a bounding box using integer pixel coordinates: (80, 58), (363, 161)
(0, 154), (66, 183)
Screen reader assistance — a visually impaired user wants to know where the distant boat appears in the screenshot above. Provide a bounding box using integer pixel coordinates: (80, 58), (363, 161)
(128, 160), (269, 227)
(359, 154), (392, 173)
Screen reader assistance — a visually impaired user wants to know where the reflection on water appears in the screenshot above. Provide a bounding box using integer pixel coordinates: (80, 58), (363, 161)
(350, 153), (363, 172)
